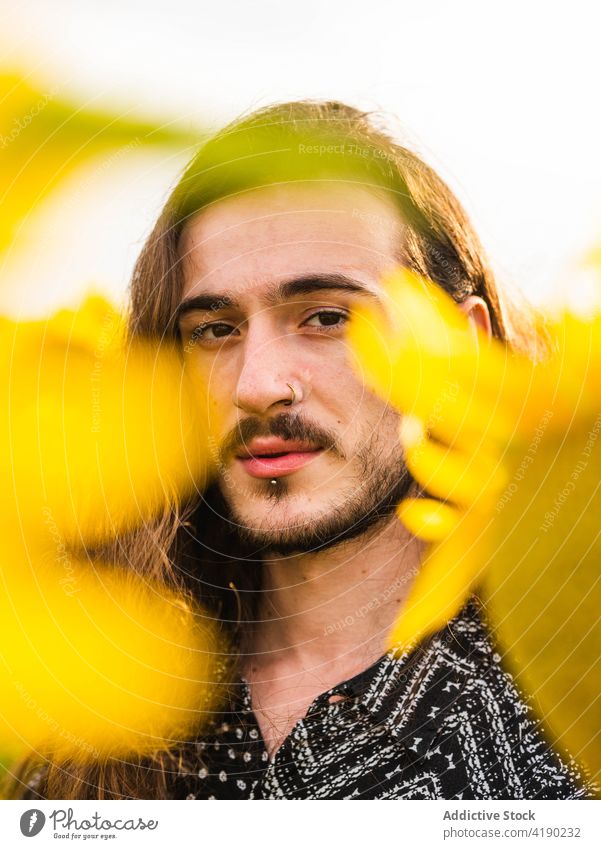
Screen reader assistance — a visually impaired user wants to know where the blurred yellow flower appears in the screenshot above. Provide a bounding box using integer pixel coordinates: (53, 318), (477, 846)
(347, 267), (601, 784)
(0, 71), (197, 255)
(0, 294), (222, 763)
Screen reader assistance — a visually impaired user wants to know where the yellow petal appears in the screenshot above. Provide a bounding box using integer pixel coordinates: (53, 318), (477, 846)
(388, 526), (483, 654)
(481, 413), (601, 784)
(0, 553), (224, 761)
(402, 428), (508, 510)
(2, 299), (220, 546)
(0, 71), (197, 255)
(397, 497), (461, 542)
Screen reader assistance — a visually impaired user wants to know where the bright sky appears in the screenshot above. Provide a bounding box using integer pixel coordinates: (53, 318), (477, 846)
(2, 0), (601, 316)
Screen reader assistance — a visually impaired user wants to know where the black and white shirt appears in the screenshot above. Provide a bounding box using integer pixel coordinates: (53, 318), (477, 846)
(174, 599), (593, 800)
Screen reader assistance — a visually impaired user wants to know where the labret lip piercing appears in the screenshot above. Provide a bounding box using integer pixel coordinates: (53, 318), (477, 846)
(270, 478), (278, 485)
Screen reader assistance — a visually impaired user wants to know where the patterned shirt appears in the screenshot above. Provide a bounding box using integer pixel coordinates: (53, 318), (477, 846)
(174, 599), (593, 800)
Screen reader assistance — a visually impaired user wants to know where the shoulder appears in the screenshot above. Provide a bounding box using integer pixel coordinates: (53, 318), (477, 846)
(384, 598), (595, 799)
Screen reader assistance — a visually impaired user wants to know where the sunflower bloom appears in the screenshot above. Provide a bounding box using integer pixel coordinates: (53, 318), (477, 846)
(0, 295), (223, 764)
(347, 267), (601, 783)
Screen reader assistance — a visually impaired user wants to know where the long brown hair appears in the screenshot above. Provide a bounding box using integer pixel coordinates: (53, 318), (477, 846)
(6, 99), (532, 799)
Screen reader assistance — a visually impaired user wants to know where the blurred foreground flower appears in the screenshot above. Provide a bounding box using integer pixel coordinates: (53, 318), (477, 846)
(348, 268), (601, 784)
(0, 295), (222, 765)
(0, 71), (197, 255)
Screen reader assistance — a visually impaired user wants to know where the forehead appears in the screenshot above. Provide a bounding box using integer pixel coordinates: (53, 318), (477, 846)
(179, 183), (403, 299)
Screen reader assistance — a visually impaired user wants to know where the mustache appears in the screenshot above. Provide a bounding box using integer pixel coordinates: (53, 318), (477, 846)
(218, 412), (345, 463)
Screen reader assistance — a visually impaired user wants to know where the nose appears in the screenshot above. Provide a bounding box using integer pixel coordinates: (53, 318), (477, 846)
(233, 330), (303, 415)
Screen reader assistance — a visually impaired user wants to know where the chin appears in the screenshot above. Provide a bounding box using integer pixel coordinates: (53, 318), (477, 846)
(230, 489), (329, 530)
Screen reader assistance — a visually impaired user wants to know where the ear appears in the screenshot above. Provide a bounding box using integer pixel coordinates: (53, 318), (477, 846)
(459, 295), (492, 340)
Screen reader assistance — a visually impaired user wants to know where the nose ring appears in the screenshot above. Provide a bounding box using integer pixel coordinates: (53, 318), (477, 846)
(284, 382), (296, 406)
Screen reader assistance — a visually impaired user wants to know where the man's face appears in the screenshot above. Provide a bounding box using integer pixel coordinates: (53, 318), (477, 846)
(178, 183), (413, 555)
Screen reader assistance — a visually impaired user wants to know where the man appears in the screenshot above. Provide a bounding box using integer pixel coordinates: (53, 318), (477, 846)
(152, 101), (589, 800)
(19, 100), (592, 800)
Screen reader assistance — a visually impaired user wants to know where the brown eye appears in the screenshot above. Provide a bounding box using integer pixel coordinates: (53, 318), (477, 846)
(303, 310), (348, 329)
(209, 323), (237, 338)
(189, 322), (239, 342)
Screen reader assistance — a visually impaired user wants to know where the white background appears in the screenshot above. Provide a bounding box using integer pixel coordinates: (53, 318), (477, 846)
(1, 0), (601, 315)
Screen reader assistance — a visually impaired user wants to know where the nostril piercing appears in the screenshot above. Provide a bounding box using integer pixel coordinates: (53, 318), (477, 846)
(283, 382), (296, 406)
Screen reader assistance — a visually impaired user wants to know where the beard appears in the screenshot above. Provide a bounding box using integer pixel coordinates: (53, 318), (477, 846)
(213, 419), (414, 557)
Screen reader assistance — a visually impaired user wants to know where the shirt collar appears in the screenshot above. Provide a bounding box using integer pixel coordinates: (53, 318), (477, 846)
(235, 600), (485, 722)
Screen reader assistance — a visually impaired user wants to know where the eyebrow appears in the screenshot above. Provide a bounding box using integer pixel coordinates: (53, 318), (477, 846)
(175, 273), (380, 322)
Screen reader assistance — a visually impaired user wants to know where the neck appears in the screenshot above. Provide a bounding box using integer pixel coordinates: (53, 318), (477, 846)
(243, 516), (424, 682)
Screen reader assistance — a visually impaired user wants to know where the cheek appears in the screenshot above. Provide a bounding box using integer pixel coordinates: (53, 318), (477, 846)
(353, 388), (402, 445)
(323, 368), (400, 443)
(185, 354), (235, 406)
(312, 364), (363, 417)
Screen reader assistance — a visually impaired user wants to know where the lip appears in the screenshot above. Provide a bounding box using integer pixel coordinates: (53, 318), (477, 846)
(236, 438), (324, 479)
